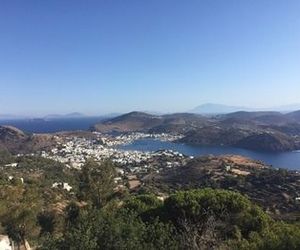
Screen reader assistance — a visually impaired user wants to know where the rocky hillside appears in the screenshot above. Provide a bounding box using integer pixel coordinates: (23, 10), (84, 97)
(93, 112), (163, 133)
(0, 125), (57, 154)
(235, 132), (296, 152)
(144, 155), (300, 217)
(92, 111), (210, 134)
(92, 111), (300, 152)
(180, 127), (298, 152)
(286, 110), (300, 123)
(220, 110), (300, 125)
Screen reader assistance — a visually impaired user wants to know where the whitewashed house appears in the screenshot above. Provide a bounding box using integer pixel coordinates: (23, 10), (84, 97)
(0, 235), (13, 250)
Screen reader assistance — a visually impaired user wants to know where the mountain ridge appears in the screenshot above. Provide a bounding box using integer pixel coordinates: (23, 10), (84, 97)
(190, 103), (300, 114)
(0, 125), (57, 154)
(92, 110), (300, 152)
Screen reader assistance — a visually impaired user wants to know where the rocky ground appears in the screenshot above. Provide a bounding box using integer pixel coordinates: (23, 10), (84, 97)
(142, 154), (300, 220)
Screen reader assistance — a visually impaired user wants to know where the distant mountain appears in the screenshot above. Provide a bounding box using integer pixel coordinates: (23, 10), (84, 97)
(64, 112), (86, 118)
(44, 112), (86, 120)
(0, 114), (31, 120)
(191, 103), (300, 114)
(271, 104), (300, 113)
(190, 103), (250, 114)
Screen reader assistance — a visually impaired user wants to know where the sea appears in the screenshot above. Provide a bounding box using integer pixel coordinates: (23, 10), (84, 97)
(118, 139), (300, 171)
(1, 118), (300, 170)
(0, 117), (106, 133)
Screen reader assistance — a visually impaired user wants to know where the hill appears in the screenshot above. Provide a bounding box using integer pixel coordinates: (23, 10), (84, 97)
(92, 112), (162, 133)
(235, 132), (296, 152)
(191, 103), (300, 114)
(144, 155), (300, 216)
(285, 110), (300, 123)
(92, 111), (210, 134)
(221, 110), (283, 120)
(0, 125), (57, 154)
(44, 112), (86, 120)
(190, 103), (248, 114)
(218, 111), (290, 125)
(93, 111), (300, 152)
(180, 126), (298, 152)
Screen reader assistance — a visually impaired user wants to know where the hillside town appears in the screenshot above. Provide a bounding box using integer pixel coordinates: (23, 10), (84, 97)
(37, 132), (189, 190)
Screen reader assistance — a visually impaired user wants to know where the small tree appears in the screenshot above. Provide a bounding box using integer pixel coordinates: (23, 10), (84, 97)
(65, 202), (80, 228)
(1, 185), (42, 249)
(78, 159), (116, 209)
(37, 211), (56, 235)
(163, 188), (271, 249)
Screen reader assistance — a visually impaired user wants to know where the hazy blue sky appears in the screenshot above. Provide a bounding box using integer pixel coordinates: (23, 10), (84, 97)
(1, 0), (300, 115)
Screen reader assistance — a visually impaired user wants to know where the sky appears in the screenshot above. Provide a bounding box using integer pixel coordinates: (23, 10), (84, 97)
(1, 0), (300, 116)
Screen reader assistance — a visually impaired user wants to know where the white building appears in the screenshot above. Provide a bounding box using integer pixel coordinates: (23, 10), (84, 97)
(0, 235), (13, 250)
